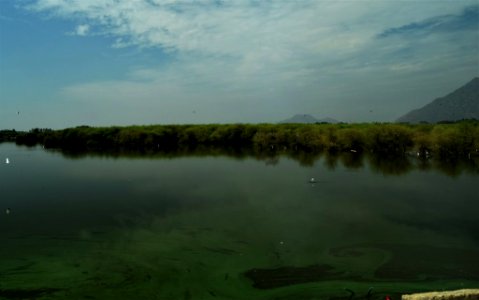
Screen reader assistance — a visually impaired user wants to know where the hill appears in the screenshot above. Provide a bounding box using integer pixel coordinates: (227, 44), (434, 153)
(397, 78), (479, 123)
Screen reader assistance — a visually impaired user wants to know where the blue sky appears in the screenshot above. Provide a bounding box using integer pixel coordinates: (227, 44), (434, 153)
(0, 0), (478, 130)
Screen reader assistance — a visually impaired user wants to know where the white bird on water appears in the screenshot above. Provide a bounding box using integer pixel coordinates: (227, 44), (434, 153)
(5, 158), (9, 164)
(309, 177), (317, 183)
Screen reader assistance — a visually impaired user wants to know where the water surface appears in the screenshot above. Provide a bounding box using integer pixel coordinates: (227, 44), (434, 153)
(0, 144), (478, 299)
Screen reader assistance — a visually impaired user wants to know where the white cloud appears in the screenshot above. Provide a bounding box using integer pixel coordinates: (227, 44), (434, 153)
(26, 0), (479, 123)
(75, 24), (89, 36)
(28, 1), (475, 56)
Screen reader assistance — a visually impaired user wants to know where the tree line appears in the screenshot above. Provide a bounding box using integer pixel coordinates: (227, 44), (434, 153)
(1, 121), (478, 160)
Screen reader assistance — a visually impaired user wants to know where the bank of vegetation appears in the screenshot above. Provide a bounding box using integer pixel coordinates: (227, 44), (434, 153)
(0, 129), (19, 143)
(1, 121), (478, 160)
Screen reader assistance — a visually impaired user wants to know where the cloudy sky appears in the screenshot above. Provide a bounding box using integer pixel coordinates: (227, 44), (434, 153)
(1, 0), (478, 130)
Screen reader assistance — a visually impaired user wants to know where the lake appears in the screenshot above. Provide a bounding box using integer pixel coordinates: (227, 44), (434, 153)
(0, 143), (478, 299)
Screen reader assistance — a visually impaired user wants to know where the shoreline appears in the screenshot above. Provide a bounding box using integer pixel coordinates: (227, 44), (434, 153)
(1, 121), (478, 161)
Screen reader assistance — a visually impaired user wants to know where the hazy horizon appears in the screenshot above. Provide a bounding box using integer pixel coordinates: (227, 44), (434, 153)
(1, 1), (478, 130)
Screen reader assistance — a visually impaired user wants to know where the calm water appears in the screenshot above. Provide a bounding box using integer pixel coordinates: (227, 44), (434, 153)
(0, 143), (478, 299)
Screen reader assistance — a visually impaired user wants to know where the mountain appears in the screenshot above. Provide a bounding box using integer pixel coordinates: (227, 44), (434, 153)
(279, 114), (339, 124)
(397, 78), (479, 123)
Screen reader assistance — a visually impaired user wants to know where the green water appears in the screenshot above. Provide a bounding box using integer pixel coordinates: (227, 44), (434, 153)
(0, 144), (478, 299)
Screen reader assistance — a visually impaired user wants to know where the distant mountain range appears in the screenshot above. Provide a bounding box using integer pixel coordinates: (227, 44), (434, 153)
(397, 77), (479, 123)
(279, 114), (339, 124)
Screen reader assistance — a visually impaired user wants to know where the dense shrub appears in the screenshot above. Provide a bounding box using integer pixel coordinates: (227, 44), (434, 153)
(2, 121), (477, 159)
(366, 125), (414, 155)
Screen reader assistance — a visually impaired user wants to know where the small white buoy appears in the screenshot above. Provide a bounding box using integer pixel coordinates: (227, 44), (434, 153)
(5, 158), (9, 164)
(309, 177), (316, 183)
(5, 208), (11, 215)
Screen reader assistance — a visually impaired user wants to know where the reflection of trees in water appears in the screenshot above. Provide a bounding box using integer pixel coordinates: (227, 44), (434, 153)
(288, 152), (322, 167)
(367, 154), (413, 176)
(416, 159), (432, 172)
(317, 151), (365, 171)
(323, 152), (338, 170)
(432, 157), (479, 178)
(46, 146), (479, 177)
(434, 159), (463, 177)
(339, 153), (364, 169)
(264, 157), (279, 166)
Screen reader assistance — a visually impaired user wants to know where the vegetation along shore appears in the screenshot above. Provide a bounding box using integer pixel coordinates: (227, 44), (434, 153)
(1, 121), (478, 161)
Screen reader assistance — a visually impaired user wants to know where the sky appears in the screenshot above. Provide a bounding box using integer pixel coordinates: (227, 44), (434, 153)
(0, 0), (478, 130)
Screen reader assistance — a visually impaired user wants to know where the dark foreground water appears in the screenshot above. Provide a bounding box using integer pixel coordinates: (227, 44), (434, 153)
(0, 144), (478, 300)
